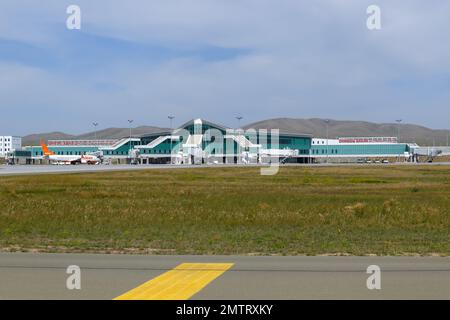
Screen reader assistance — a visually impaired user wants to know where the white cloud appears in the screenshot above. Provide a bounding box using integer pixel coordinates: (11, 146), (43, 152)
(0, 0), (449, 134)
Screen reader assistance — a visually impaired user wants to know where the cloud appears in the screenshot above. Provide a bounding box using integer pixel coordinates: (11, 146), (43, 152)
(0, 0), (449, 135)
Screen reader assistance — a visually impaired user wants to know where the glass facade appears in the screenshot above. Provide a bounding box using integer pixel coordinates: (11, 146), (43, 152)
(310, 144), (409, 156)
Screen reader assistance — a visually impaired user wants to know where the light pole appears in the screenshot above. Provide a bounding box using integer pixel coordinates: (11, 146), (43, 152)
(325, 119), (330, 164)
(168, 115), (175, 164)
(236, 116), (243, 164)
(395, 119), (402, 142)
(395, 119), (402, 162)
(128, 119), (134, 160)
(92, 122), (99, 141)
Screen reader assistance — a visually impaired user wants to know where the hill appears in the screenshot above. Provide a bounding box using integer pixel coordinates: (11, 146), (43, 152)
(22, 126), (168, 146)
(22, 119), (450, 146)
(21, 132), (76, 146)
(244, 118), (450, 146)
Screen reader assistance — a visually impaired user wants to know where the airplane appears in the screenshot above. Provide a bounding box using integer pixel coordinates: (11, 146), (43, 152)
(40, 142), (101, 165)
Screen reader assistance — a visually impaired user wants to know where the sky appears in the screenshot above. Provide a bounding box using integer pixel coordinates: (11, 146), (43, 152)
(0, 0), (449, 135)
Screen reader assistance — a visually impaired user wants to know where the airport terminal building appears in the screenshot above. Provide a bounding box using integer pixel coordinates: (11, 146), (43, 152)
(20, 118), (416, 165)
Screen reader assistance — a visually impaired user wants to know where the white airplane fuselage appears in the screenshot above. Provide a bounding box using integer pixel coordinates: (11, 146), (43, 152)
(48, 154), (100, 165)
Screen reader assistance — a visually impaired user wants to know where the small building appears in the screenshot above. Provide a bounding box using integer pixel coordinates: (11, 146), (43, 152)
(5, 150), (32, 165)
(0, 136), (22, 157)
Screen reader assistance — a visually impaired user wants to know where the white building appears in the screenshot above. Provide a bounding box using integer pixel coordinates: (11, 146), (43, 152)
(312, 137), (398, 146)
(0, 136), (22, 157)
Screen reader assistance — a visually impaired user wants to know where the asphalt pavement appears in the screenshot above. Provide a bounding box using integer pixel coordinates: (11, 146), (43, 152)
(0, 253), (448, 300)
(1, 162), (449, 176)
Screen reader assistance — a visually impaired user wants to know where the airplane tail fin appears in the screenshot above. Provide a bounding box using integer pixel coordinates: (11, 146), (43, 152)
(40, 140), (54, 156)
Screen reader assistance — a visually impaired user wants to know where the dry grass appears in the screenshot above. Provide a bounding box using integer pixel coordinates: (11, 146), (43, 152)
(0, 165), (449, 255)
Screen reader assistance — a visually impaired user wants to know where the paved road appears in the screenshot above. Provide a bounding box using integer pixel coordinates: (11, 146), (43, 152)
(0, 164), (202, 176)
(1, 162), (449, 176)
(0, 253), (448, 299)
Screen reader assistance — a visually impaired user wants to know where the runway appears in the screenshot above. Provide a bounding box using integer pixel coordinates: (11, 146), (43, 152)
(0, 253), (448, 300)
(0, 164), (205, 176)
(1, 162), (449, 176)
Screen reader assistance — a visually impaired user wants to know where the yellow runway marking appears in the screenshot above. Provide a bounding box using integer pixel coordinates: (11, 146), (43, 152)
(114, 263), (234, 300)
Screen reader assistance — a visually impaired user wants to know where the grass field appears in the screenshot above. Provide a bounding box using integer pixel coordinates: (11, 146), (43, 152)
(0, 166), (449, 255)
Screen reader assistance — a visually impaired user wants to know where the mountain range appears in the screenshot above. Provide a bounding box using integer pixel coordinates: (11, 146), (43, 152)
(244, 118), (450, 146)
(22, 119), (450, 146)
